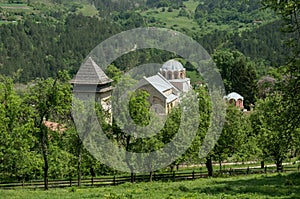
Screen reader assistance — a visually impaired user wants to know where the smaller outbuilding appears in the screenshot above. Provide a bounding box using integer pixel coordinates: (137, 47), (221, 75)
(224, 92), (244, 110)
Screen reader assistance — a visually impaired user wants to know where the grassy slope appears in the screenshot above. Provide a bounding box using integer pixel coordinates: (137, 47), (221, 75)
(1, 173), (300, 199)
(76, 4), (98, 16)
(139, 0), (275, 37)
(0, 0), (97, 19)
(140, 1), (200, 33)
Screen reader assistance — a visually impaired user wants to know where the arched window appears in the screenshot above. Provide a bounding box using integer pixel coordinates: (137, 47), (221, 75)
(229, 99), (235, 105)
(180, 72), (184, 79)
(174, 71), (179, 79)
(168, 72), (172, 80)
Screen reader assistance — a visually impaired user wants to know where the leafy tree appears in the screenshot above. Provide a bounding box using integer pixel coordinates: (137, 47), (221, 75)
(24, 72), (72, 189)
(212, 105), (248, 171)
(105, 65), (123, 85)
(129, 90), (150, 126)
(0, 75), (42, 182)
(213, 49), (257, 109)
(251, 93), (299, 171)
(261, 0), (300, 159)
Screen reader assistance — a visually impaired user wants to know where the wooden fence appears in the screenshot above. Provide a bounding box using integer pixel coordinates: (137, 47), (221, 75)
(0, 164), (299, 189)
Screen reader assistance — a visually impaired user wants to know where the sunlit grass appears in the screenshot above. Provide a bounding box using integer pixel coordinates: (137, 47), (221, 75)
(76, 4), (98, 16)
(1, 172), (300, 199)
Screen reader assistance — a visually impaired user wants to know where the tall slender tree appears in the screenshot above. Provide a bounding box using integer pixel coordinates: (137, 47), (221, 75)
(25, 72), (71, 190)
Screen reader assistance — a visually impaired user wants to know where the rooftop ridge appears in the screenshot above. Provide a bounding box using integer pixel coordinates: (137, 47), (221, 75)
(70, 57), (112, 85)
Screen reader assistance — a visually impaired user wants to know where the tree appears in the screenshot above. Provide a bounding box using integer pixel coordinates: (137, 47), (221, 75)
(24, 72), (72, 190)
(212, 105), (248, 171)
(251, 93), (299, 171)
(105, 65), (123, 85)
(0, 75), (42, 182)
(261, 0), (300, 160)
(213, 49), (257, 109)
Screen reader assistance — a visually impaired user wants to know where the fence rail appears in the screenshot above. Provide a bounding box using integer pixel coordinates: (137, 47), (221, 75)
(0, 164), (299, 189)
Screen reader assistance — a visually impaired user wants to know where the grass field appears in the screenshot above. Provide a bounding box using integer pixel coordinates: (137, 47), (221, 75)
(1, 172), (300, 199)
(0, 3), (32, 11)
(76, 4), (98, 16)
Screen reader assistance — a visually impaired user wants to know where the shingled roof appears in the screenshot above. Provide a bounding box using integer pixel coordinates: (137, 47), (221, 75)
(70, 57), (112, 85)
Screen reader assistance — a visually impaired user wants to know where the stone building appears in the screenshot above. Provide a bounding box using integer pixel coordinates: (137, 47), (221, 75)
(139, 73), (180, 114)
(71, 58), (191, 116)
(159, 59), (191, 92)
(224, 92), (244, 110)
(139, 59), (191, 114)
(70, 57), (113, 114)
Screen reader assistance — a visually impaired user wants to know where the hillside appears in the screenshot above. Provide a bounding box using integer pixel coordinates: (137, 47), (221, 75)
(0, 0), (288, 82)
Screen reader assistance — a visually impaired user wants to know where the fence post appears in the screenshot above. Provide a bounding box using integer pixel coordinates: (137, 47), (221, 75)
(113, 176), (116, 186)
(264, 166), (267, 174)
(247, 167), (250, 174)
(91, 176), (94, 186)
(229, 168), (232, 176)
(69, 178), (72, 187)
(173, 171), (175, 182)
(261, 161), (264, 169)
(192, 170), (195, 180)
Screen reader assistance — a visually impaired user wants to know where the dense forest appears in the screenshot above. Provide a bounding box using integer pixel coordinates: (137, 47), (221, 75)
(0, 0), (299, 191)
(0, 0), (290, 82)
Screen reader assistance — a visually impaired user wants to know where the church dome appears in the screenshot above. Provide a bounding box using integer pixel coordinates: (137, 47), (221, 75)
(161, 59), (184, 71)
(224, 92), (244, 101)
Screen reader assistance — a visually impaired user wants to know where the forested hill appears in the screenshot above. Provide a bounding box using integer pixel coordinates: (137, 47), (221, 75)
(0, 0), (288, 82)
(0, 15), (122, 82)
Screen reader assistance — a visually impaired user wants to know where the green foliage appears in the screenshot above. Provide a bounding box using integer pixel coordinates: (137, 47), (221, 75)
(212, 105), (250, 169)
(213, 49), (257, 108)
(146, 0), (184, 9)
(194, 0), (268, 25)
(251, 93), (300, 170)
(0, 0), (299, 188)
(0, 75), (41, 181)
(0, 15), (121, 82)
(129, 90), (150, 126)
(105, 65), (123, 85)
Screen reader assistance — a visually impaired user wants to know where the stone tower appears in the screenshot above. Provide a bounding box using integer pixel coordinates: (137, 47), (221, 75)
(70, 57), (113, 116)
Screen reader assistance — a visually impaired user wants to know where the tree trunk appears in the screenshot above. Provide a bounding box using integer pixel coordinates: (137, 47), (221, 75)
(149, 159), (153, 182)
(219, 161), (222, 172)
(130, 172), (134, 183)
(205, 156), (213, 177)
(41, 131), (49, 190)
(261, 160), (264, 169)
(77, 138), (82, 187)
(170, 164), (175, 172)
(149, 171), (153, 182)
(276, 158), (283, 172)
(125, 135), (135, 183)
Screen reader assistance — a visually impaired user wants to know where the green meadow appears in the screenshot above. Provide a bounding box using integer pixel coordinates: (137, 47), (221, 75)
(1, 172), (300, 199)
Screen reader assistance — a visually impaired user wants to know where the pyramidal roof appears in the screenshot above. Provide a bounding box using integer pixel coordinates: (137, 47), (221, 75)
(70, 57), (112, 85)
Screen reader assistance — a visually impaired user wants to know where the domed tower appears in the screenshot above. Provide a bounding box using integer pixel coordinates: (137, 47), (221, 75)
(160, 59), (191, 92)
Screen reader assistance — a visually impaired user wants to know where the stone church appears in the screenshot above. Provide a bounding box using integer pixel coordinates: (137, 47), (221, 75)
(71, 58), (191, 116)
(139, 59), (191, 114)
